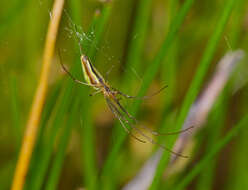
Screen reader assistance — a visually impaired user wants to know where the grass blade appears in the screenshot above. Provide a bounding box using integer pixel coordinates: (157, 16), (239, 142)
(87, 2), (113, 62)
(100, 0), (195, 189)
(149, 0), (237, 189)
(79, 3), (113, 190)
(122, 0), (153, 83)
(100, 0), (153, 188)
(25, 2), (112, 189)
(45, 99), (79, 190)
(160, 0), (179, 124)
(174, 114), (248, 190)
(195, 92), (228, 190)
(10, 76), (22, 147)
(11, 0), (65, 189)
(25, 82), (75, 190)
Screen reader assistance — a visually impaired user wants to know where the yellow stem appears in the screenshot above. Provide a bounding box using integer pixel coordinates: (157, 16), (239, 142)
(11, 0), (64, 189)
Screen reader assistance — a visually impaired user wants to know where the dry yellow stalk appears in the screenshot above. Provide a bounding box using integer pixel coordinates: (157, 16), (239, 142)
(11, 0), (64, 189)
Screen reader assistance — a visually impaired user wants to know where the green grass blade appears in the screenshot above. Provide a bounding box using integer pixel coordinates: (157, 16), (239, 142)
(100, 0), (153, 188)
(122, 0), (153, 83)
(174, 0), (236, 133)
(174, 114), (248, 190)
(25, 82), (62, 188)
(100, 0), (194, 189)
(79, 3), (113, 190)
(195, 1), (247, 184)
(226, 87), (248, 190)
(135, 0), (195, 104)
(10, 76), (22, 147)
(23, 1), (84, 188)
(80, 102), (98, 190)
(45, 99), (79, 190)
(149, 0), (236, 189)
(182, 3), (235, 122)
(69, 0), (83, 25)
(228, 118), (248, 190)
(88, 2), (113, 62)
(195, 92), (228, 190)
(160, 0), (179, 122)
(25, 82), (75, 190)
(25, 3), (112, 189)
(39, 82), (62, 134)
(228, 0), (247, 49)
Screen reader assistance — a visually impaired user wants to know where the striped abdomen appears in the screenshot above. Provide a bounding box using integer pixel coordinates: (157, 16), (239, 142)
(80, 55), (104, 86)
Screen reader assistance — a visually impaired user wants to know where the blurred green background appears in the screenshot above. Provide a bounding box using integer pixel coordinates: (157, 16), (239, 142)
(1, 0), (248, 189)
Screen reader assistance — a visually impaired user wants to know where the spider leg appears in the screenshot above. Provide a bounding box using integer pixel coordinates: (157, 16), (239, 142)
(108, 98), (188, 158)
(130, 126), (188, 158)
(112, 97), (193, 136)
(132, 123), (194, 136)
(112, 97), (138, 123)
(113, 85), (168, 100)
(152, 126), (194, 136)
(106, 98), (146, 143)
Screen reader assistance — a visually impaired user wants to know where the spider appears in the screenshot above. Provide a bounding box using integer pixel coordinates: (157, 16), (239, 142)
(59, 51), (192, 158)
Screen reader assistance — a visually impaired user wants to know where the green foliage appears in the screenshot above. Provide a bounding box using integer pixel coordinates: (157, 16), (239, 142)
(174, 114), (248, 190)
(149, 0), (237, 188)
(1, 0), (248, 190)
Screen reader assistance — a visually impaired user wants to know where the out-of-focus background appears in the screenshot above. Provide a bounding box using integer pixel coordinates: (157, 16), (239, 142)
(1, 0), (248, 189)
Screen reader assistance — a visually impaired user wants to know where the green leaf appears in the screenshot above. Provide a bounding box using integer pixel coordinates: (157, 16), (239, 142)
(149, 0), (236, 188)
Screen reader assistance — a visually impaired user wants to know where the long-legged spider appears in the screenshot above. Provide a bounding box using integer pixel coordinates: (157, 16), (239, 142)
(59, 51), (193, 158)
